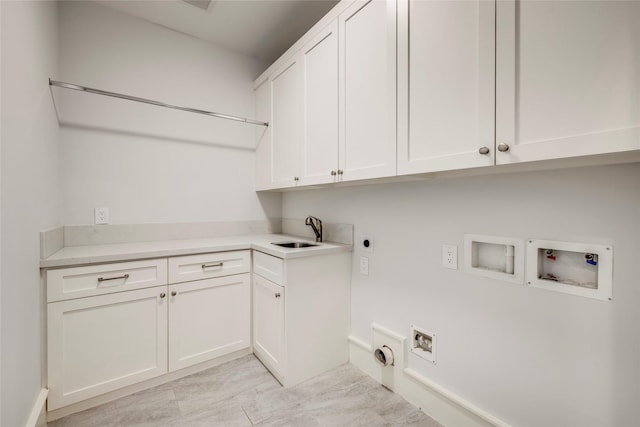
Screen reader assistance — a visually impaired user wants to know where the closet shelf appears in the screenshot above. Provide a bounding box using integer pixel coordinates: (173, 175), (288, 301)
(49, 79), (269, 127)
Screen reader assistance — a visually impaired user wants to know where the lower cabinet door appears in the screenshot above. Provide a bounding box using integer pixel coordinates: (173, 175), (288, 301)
(47, 286), (168, 410)
(168, 274), (250, 371)
(252, 274), (285, 377)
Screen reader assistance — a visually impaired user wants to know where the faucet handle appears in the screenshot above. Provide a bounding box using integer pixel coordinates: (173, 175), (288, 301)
(305, 215), (320, 224)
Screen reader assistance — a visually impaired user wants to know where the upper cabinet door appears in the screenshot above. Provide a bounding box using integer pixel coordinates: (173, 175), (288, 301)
(301, 22), (340, 186)
(496, 0), (640, 165)
(270, 56), (303, 188)
(255, 80), (272, 191)
(339, 0), (397, 181)
(397, 0), (495, 175)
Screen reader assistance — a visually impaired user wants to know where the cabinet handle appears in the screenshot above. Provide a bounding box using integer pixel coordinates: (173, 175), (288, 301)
(171, 291), (177, 296)
(275, 292), (281, 298)
(294, 177), (299, 182)
(160, 292), (166, 299)
(478, 146), (490, 155)
(330, 170), (337, 176)
(201, 262), (223, 269)
(97, 273), (129, 282)
(497, 143), (510, 152)
(337, 170), (343, 175)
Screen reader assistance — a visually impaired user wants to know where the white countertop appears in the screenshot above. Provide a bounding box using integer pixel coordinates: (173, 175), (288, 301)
(40, 234), (352, 268)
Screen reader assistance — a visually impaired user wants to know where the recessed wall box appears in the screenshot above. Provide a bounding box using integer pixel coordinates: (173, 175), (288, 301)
(526, 239), (612, 301)
(410, 324), (436, 363)
(464, 234), (524, 284)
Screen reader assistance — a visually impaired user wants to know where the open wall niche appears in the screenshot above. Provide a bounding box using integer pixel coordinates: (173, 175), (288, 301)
(526, 239), (613, 301)
(463, 234), (525, 284)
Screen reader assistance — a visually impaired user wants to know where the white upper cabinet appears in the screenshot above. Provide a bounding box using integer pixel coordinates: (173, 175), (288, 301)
(495, 0), (640, 164)
(397, 0), (495, 175)
(256, 0), (639, 190)
(270, 56), (303, 188)
(339, 0), (397, 181)
(301, 22), (340, 185)
(254, 79), (272, 191)
(258, 1), (397, 189)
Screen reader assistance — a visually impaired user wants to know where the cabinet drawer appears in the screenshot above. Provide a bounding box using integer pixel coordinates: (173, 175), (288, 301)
(168, 250), (250, 284)
(47, 259), (168, 302)
(253, 251), (284, 285)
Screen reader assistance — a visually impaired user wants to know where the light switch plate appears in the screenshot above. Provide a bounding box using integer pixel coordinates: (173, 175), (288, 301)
(359, 256), (369, 275)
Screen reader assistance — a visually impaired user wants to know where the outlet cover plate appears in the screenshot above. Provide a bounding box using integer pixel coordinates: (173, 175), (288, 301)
(442, 244), (457, 269)
(94, 207), (109, 225)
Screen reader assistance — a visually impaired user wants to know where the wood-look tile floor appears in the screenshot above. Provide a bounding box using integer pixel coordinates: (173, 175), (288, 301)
(48, 355), (442, 427)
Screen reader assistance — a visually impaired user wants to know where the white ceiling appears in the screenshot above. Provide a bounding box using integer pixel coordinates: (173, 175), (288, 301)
(93, 0), (339, 64)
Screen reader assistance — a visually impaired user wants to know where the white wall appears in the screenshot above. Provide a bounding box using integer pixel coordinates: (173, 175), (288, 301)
(282, 163), (640, 427)
(58, 1), (281, 225)
(0, 1), (60, 425)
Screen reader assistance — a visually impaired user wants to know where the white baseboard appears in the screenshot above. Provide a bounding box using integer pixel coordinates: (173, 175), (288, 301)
(348, 334), (509, 427)
(26, 388), (48, 427)
(403, 368), (509, 427)
(348, 335), (379, 381)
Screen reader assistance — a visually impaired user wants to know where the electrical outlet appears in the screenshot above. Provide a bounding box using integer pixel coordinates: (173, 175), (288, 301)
(94, 207), (109, 225)
(359, 256), (369, 275)
(442, 244), (457, 269)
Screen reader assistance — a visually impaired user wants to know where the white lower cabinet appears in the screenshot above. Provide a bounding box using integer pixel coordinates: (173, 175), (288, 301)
(168, 274), (250, 371)
(46, 250), (251, 411)
(252, 273), (285, 375)
(252, 251), (351, 387)
(46, 247), (351, 410)
(47, 286), (168, 410)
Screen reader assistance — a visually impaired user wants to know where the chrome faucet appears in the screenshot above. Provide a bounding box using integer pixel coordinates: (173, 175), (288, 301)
(305, 216), (323, 242)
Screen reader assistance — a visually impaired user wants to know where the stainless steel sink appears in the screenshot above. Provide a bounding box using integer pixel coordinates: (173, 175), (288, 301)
(272, 241), (318, 248)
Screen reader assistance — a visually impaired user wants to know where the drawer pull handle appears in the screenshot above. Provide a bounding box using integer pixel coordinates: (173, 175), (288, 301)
(275, 292), (281, 299)
(171, 291), (177, 297)
(201, 262), (224, 270)
(97, 273), (130, 282)
(160, 292), (166, 299)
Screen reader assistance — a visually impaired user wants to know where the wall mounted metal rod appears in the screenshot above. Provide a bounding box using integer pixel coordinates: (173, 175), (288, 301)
(49, 78), (269, 127)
